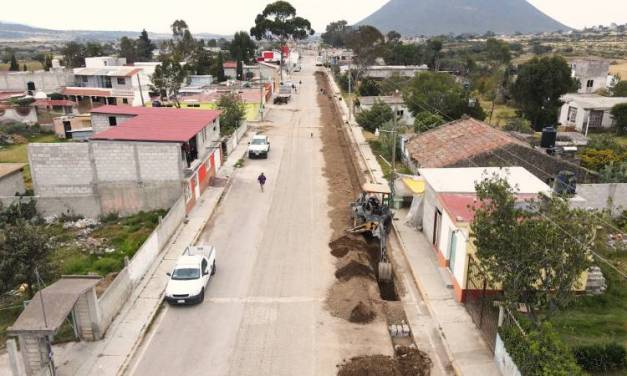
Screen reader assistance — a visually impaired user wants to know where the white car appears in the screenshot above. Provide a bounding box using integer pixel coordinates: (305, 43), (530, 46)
(248, 134), (271, 159)
(165, 245), (216, 305)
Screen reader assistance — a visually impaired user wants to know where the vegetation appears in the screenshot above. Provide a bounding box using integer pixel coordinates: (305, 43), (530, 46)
(355, 100), (394, 133)
(612, 81), (627, 97)
(579, 135), (627, 179)
(572, 343), (626, 373)
(413, 111), (445, 133)
(471, 175), (594, 311)
(150, 57), (186, 107)
(610, 103), (627, 135)
(229, 31), (257, 65)
(217, 93), (246, 135)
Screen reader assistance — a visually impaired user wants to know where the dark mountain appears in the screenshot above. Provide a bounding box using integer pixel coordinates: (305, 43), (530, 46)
(0, 21), (224, 41)
(357, 0), (570, 36)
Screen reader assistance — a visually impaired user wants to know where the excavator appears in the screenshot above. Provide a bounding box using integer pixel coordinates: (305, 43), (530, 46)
(347, 183), (393, 281)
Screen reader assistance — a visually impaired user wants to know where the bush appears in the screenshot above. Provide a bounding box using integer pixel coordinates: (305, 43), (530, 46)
(579, 148), (625, 171)
(93, 257), (123, 276)
(414, 111), (445, 133)
(572, 343), (626, 373)
(500, 320), (584, 376)
(356, 100), (394, 133)
(504, 118), (534, 134)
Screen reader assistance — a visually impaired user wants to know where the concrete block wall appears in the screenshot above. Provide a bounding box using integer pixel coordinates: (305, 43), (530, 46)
(136, 143), (183, 181)
(92, 142), (138, 181)
(0, 70), (74, 92)
(91, 113), (135, 134)
(28, 143), (94, 197)
(98, 267), (132, 333)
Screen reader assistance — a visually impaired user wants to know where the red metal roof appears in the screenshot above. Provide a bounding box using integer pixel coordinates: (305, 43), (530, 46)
(90, 105), (220, 142)
(62, 87), (113, 97)
(223, 61), (237, 69)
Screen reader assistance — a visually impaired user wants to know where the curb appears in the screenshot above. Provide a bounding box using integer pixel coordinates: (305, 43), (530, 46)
(117, 151), (245, 376)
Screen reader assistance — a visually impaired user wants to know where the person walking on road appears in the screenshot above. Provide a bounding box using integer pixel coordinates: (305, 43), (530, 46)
(257, 172), (267, 192)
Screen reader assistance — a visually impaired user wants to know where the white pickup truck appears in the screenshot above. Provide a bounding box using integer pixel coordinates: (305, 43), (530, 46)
(164, 245), (216, 305)
(248, 134), (271, 159)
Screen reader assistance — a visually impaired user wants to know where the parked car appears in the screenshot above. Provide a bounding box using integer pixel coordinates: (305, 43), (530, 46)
(164, 245), (216, 305)
(248, 134), (271, 159)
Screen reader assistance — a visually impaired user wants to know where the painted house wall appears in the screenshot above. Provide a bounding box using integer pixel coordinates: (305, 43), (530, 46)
(559, 103), (616, 132)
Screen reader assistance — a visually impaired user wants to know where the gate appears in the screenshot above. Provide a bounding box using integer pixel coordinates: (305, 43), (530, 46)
(464, 255), (500, 352)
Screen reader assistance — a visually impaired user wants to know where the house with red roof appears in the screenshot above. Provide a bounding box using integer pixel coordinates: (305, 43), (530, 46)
(29, 106), (223, 216)
(416, 167), (552, 303)
(223, 61), (238, 79)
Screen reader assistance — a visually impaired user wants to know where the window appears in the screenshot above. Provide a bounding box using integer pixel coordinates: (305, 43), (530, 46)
(108, 116), (117, 126)
(586, 80), (594, 88)
(122, 98), (129, 104)
(588, 110), (603, 128)
(567, 106), (578, 123)
(201, 259), (208, 274)
(82, 76), (88, 83)
(117, 77), (126, 85)
(103, 76), (112, 88)
(397, 109), (404, 116)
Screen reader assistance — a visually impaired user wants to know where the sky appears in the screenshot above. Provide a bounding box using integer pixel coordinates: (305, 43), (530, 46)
(2, 0), (626, 35)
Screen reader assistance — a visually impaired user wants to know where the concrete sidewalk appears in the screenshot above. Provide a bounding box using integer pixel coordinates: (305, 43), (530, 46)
(48, 138), (251, 376)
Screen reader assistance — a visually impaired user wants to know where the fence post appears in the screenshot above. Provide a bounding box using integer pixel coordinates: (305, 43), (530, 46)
(479, 278), (487, 326)
(497, 305), (505, 328)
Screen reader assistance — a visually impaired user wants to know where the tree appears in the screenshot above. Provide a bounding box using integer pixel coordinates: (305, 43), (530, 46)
(512, 56), (577, 131)
(85, 42), (105, 57)
(119, 36), (137, 64)
(425, 38), (443, 70)
(62, 42), (86, 68)
(136, 29), (156, 61)
(43, 54), (53, 71)
(150, 57), (186, 107)
(344, 25), (385, 68)
(8, 54), (18, 71)
(386, 30), (401, 43)
(485, 38), (511, 66)
(404, 71), (485, 121)
(471, 175), (594, 311)
(194, 49), (214, 75)
(0, 219), (52, 298)
(22, 64), (28, 72)
(250, 1), (314, 79)
(236, 60), (243, 80)
(414, 111), (445, 133)
(321, 20), (350, 47)
(358, 78), (380, 96)
(229, 31), (257, 64)
(212, 52), (226, 82)
(356, 100), (394, 133)
(611, 81), (627, 97)
(610, 103), (627, 135)
(217, 93), (246, 135)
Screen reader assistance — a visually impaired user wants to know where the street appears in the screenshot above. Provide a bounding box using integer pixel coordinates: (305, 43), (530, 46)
(127, 56), (392, 376)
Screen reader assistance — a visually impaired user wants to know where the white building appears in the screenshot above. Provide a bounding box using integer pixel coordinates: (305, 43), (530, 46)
(570, 59), (610, 94)
(417, 167), (552, 302)
(340, 65), (429, 79)
(357, 95), (414, 126)
(559, 93), (627, 134)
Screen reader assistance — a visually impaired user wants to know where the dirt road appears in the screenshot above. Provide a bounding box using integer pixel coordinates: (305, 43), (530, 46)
(126, 55), (392, 376)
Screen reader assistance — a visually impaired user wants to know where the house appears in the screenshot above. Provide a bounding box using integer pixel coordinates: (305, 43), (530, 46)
(177, 88), (265, 121)
(223, 61), (238, 79)
(340, 65), (428, 79)
(559, 93), (627, 134)
(0, 163), (26, 196)
(417, 167), (553, 302)
(53, 113), (92, 140)
(0, 103), (38, 124)
(33, 99), (77, 115)
(357, 95), (414, 125)
(179, 75), (214, 96)
(29, 106), (222, 217)
(570, 59), (610, 94)
(403, 117), (598, 184)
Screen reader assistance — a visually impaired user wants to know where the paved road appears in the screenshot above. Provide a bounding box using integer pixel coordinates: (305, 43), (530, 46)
(127, 56), (391, 376)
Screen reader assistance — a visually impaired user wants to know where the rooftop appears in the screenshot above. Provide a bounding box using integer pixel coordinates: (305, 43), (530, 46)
(359, 95), (405, 106)
(73, 66), (142, 77)
(90, 106), (220, 143)
(418, 166), (552, 195)
(561, 94), (627, 110)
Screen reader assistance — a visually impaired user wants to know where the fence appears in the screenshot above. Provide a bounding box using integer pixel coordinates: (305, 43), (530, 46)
(225, 121), (249, 156)
(97, 196), (186, 333)
(464, 255), (501, 352)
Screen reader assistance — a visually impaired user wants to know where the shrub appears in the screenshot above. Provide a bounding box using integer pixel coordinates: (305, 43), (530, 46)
(414, 111), (445, 133)
(503, 118), (534, 134)
(356, 100), (394, 133)
(579, 148), (624, 171)
(572, 343), (626, 373)
(93, 257), (123, 276)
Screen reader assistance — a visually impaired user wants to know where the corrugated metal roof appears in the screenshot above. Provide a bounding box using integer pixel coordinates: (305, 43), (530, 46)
(90, 105), (220, 142)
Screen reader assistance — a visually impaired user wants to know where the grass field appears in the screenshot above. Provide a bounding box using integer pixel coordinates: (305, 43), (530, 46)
(0, 60), (43, 72)
(480, 100), (518, 128)
(0, 133), (60, 189)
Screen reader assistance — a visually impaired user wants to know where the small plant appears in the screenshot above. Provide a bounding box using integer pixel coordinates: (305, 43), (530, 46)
(234, 158), (245, 168)
(572, 343), (626, 373)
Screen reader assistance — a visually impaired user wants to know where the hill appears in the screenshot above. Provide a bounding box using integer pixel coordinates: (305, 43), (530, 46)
(0, 21), (224, 42)
(357, 0), (570, 36)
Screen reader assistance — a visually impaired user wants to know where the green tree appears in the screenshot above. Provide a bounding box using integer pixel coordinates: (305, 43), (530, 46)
(85, 42), (105, 57)
(485, 38), (511, 66)
(217, 93), (246, 135)
(119, 36), (137, 64)
(212, 52), (226, 82)
(379, 73), (412, 95)
(471, 175), (594, 311)
(8, 54), (19, 71)
(43, 54), (53, 71)
(413, 111), (445, 133)
(62, 41), (86, 68)
(194, 49), (214, 75)
(250, 1), (314, 79)
(386, 30), (401, 43)
(610, 102), (627, 135)
(358, 78), (380, 96)
(512, 56), (577, 130)
(229, 31), (257, 64)
(22, 64), (28, 72)
(136, 29), (156, 61)
(404, 71), (485, 121)
(345, 25), (385, 68)
(151, 57), (186, 107)
(503, 118), (534, 134)
(0, 219), (52, 298)
(611, 81), (627, 97)
(321, 20), (350, 47)
(236, 60), (244, 80)
(356, 100), (394, 133)
(425, 38), (443, 70)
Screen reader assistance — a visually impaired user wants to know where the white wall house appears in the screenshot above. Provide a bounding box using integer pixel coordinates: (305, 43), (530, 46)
(357, 95), (415, 126)
(559, 93), (627, 135)
(418, 167), (552, 302)
(570, 59), (610, 94)
(340, 65), (429, 79)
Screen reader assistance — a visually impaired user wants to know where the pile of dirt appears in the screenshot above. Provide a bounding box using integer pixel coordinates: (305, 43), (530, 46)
(329, 234), (367, 258)
(336, 260), (375, 281)
(350, 301), (376, 323)
(326, 277), (380, 323)
(337, 347), (432, 376)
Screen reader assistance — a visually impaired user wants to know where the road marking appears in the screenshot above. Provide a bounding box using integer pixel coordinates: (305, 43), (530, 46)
(206, 296), (324, 303)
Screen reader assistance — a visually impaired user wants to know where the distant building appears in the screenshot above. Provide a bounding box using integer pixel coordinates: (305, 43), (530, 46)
(223, 61), (238, 79)
(53, 113), (92, 140)
(559, 93), (627, 134)
(340, 65), (429, 79)
(357, 95), (414, 125)
(570, 59), (610, 94)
